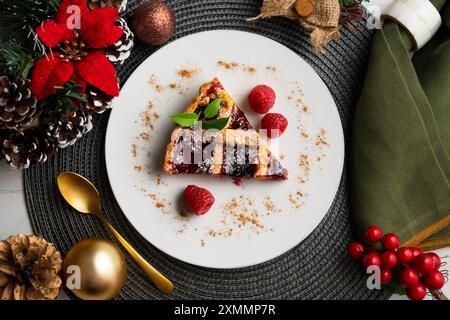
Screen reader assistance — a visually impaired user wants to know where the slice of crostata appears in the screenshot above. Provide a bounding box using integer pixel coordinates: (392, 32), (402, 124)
(163, 77), (287, 180)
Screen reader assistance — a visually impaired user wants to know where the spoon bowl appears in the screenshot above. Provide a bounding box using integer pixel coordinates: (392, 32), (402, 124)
(58, 172), (101, 215)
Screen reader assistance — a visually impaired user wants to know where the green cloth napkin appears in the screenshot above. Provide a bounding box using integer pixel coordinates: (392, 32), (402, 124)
(351, 0), (450, 249)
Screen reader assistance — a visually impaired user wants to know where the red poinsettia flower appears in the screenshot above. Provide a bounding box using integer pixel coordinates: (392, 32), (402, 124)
(31, 0), (123, 100)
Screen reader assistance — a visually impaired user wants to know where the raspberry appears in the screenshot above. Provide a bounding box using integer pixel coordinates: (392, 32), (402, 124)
(248, 85), (276, 114)
(184, 185), (215, 215)
(261, 113), (288, 138)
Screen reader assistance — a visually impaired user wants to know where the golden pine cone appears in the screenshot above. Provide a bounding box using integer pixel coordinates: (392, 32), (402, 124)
(0, 234), (63, 300)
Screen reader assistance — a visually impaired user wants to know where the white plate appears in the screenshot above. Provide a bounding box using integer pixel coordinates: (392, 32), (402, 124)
(105, 30), (344, 269)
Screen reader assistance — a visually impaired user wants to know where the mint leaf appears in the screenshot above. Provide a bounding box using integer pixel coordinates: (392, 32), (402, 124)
(202, 117), (229, 130)
(204, 98), (221, 118)
(170, 113), (198, 127)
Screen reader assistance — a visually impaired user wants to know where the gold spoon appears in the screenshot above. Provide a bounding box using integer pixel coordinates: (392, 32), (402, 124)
(57, 172), (174, 295)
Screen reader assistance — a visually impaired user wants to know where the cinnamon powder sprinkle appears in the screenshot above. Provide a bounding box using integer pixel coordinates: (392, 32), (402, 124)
(243, 65), (257, 74)
(176, 224), (188, 235)
(169, 83), (177, 89)
(300, 128), (309, 139)
(147, 193), (157, 200)
(131, 144), (138, 158)
(139, 132), (150, 141)
(134, 165), (142, 172)
(217, 60), (257, 74)
(264, 195), (281, 215)
(217, 60), (239, 69)
(148, 74), (164, 92)
(298, 153), (311, 180)
(316, 129), (330, 147)
(177, 68), (199, 78)
(289, 191), (306, 209)
(139, 101), (158, 130)
(145, 192), (170, 213)
(266, 65), (278, 73)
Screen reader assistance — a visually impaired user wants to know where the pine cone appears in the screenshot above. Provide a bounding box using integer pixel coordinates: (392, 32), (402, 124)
(0, 234), (62, 300)
(106, 17), (134, 65)
(0, 76), (39, 130)
(46, 108), (93, 148)
(80, 86), (114, 114)
(0, 130), (6, 162)
(87, 0), (127, 12)
(2, 128), (57, 169)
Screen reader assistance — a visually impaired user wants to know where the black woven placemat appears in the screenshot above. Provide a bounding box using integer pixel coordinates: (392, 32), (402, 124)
(24, 0), (388, 300)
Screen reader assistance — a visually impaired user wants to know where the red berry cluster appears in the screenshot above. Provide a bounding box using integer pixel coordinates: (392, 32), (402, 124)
(347, 226), (447, 300)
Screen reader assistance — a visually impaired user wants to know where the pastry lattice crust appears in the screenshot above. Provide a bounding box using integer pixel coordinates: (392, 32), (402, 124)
(163, 78), (287, 180)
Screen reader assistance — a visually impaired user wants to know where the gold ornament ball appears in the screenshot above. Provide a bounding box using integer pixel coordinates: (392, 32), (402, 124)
(63, 238), (127, 300)
(132, 0), (176, 46)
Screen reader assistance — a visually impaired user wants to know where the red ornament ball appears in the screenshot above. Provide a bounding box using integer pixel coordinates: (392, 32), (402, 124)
(413, 253), (436, 275)
(427, 252), (441, 269)
(363, 251), (381, 270)
(396, 247), (414, 265)
(364, 226), (382, 243)
(347, 242), (365, 260)
(380, 268), (393, 285)
(406, 284), (427, 301)
(397, 267), (420, 288)
(411, 247), (422, 258)
(381, 233), (400, 251)
(423, 270), (445, 291)
(248, 85), (276, 114)
(132, 0), (176, 46)
(381, 251), (398, 269)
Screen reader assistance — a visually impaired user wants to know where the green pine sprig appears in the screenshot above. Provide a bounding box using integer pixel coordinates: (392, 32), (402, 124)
(40, 79), (87, 123)
(0, 40), (37, 79)
(0, 0), (61, 50)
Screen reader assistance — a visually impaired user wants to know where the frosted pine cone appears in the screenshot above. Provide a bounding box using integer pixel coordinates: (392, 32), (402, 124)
(80, 86), (114, 114)
(0, 129), (6, 161)
(1, 128), (57, 169)
(106, 17), (134, 65)
(45, 108), (93, 148)
(0, 76), (39, 130)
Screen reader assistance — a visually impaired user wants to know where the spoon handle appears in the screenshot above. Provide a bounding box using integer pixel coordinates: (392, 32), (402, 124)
(98, 215), (174, 295)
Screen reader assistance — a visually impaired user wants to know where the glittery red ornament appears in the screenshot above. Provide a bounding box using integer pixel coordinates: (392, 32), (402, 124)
(131, 0), (176, 46)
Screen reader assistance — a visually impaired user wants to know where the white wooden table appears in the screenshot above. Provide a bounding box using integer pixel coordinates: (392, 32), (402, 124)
(0, 162), (31, 238)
